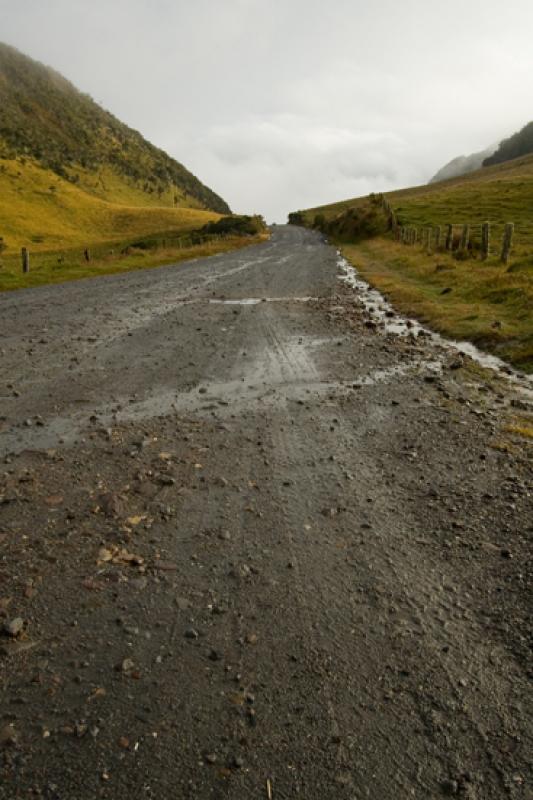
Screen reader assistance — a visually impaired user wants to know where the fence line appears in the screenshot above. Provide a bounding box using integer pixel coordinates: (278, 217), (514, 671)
(377, 192), (516, 264)
(16, 231), (231, 274)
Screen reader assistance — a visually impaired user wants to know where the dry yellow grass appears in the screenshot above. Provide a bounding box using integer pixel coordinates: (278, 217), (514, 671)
(0, 158), (220, 252)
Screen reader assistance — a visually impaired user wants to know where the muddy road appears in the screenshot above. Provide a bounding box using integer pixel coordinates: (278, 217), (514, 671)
(0, 226), (531, 799)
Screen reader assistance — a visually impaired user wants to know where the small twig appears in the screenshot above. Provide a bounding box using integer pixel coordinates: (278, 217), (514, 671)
(266, 778), (273, 799)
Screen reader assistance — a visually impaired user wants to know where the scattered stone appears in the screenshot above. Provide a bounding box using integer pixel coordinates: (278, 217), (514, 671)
(98, 492), (122, 517)
(3, 618), (24, 638)
(440, 778), (459, 795)
(0, 724), (17, 748)
(185, 628), (199, 640)
(120, 658), (135, 673)
(157, 475), (176, 486)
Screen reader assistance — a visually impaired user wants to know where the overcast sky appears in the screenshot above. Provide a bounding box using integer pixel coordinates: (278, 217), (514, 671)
(1, 0), (532, 221)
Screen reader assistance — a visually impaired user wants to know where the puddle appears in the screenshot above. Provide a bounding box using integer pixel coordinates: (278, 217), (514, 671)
(338, 255), (533, 398)
(208, 297), (318, 305)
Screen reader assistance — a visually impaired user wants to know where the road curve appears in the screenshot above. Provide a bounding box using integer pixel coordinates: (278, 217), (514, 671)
(0, 226), (531, 799)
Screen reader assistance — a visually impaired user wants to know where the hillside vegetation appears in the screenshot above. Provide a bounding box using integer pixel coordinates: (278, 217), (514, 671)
(294, 154), (533, 372)
(0, 42), (229, 214)
(0, 157), (220, 252)
(483, 121), (533, 167)
(0, 42), (246, 287)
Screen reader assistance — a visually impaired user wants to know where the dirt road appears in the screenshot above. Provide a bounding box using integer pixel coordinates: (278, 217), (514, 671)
(0, 226), (531, 799)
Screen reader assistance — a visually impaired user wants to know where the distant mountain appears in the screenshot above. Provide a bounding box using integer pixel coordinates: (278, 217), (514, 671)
(0, 41), (230, 214)
(483, 121), (533, 167)
(429, 145), (497, 184)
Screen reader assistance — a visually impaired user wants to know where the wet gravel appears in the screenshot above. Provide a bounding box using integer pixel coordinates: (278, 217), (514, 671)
(0, 226), (531, 799)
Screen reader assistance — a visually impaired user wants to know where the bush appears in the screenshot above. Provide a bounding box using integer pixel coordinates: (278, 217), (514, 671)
(201, 215), (266, 237)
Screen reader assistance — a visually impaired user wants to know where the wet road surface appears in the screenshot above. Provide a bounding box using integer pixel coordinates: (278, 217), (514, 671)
(0, 226), (531, 799)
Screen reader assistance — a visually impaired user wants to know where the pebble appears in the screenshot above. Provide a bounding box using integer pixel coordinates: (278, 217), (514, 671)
(185, 628), (199, 640)
(4, 618), (24, 638)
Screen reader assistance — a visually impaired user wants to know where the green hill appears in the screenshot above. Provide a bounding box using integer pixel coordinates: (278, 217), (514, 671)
(0, 42), (229, 216)
(483, 121), (533, 167)
(293, 155), (533, 372)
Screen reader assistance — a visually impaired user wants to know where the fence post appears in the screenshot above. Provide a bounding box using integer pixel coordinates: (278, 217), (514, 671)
(435, 226), (441, 250)
(21, 247), (30, 273)
(427, 228), (433, 254)
(481, 222), (490, 260)
(84, 248), (91, 262)
(445, 225), (453, 251)
(500, 223), (514, 265)
(459, 224), (470, 252)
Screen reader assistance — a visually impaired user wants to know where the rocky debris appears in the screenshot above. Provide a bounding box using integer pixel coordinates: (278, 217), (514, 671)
(3, 617), (24, 638)
(98, 491), (122, 517)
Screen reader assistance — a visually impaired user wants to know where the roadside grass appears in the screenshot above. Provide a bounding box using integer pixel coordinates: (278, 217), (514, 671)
(0, 234), (267, 292)
(504, 419), (533, 440)
(297, 153), (533, 374)
(342, 238), (533, 373)
(0, 158), (221, 252)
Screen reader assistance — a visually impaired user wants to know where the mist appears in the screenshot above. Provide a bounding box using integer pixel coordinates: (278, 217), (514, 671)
(1, 0), (532, 221)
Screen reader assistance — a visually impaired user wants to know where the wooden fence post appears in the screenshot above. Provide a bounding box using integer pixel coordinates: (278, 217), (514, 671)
(435, 226), (442, 250)
(84, 248), (91, 262)
(460, 224), (470, 252)
(21, 247), (30, 273)
(481, 222), (490, 260)
(427, 228), (433, 254)
(445, 225), (453, 251)
(500, 223), (514, 265)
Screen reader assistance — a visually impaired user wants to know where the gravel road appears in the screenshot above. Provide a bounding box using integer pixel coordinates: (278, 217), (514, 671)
(0, 225), (531, 799)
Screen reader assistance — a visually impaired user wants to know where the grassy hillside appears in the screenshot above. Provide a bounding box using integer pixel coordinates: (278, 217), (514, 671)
(0, 42), (230, 214)
(295, 155), (533, 373)
(0, 41), (248, 289)
(0, 157), (221, 252)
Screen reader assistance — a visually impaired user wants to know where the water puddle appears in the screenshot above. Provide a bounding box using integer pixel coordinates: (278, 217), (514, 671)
(338, 255), (533, 397)
(208, 297), (318, 305)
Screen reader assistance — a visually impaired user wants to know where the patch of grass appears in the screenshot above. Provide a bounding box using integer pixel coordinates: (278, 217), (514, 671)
(0, 233), (267, 292)
(504, 421), (533, 440)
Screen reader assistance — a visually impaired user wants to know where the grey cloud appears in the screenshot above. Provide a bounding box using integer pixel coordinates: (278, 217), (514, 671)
(1, 0), (533, 220)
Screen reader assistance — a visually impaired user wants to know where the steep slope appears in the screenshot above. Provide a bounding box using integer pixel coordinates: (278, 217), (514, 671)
(0, 42), (230, 214)
(483, 120), (533, 167)
(429, 144), (496, 183)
